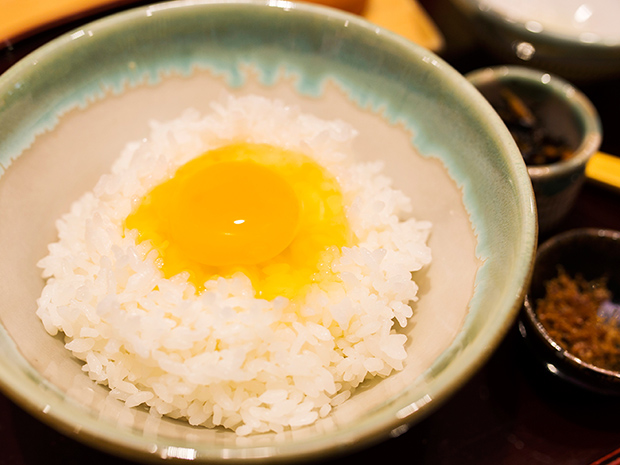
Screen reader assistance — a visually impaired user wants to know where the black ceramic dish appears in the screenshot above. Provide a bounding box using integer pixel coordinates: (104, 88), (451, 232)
(520, 228), (620, 395)
(465, 66), (602, 234)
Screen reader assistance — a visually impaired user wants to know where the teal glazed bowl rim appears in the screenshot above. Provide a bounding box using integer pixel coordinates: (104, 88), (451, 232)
(465, 65), (602, 181)
(0, 0), (537, 462)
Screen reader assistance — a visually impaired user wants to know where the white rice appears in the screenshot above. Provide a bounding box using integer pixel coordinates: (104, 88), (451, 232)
(36, 95), (432, 435)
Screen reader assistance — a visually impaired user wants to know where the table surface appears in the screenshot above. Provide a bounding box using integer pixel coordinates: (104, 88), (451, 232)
(2, 1), (620, 464)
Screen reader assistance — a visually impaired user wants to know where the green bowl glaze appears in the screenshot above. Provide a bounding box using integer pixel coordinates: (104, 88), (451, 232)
(0, 0), (537, 462)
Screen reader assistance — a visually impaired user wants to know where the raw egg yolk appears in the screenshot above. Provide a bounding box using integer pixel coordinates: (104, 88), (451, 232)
(124, 143), (350, 300)
(168, 160), (300, 267)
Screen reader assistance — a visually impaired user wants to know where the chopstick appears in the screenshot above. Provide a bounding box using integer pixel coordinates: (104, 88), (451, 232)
(586, 152), (620, 192)
(589, 446), (620, 465)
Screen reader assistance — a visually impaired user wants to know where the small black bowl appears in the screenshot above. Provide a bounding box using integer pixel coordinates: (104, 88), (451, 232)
(520, 228), (620, 395)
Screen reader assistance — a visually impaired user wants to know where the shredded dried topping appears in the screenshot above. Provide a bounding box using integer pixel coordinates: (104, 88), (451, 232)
(536, 267), (620, 372)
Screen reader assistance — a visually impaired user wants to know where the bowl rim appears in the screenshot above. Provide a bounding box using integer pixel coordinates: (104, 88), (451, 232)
(465, 65), (602, 179)
(0, 0), (538, 462)
(451, 0), (620, 49)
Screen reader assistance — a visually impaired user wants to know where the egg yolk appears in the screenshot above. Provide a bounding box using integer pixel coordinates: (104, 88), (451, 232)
(124, 143), (350, 300)
(168, 160), (300, 266)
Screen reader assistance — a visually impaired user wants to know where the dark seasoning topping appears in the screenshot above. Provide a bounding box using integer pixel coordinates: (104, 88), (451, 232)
(487, 85), (574, 166)
(536, 267), (620, 372)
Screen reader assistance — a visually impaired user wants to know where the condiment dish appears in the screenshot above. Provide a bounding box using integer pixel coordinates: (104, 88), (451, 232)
(466, 66), (602, 234)
(521, 228), (620, 395)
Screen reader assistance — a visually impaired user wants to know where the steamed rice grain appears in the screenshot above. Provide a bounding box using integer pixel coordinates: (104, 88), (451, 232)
(36, 95), (432, 435)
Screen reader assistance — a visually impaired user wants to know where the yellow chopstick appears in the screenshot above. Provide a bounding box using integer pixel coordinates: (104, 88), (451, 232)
(586, 151), (620, 192)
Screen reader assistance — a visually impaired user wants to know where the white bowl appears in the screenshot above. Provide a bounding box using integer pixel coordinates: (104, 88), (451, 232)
(451, 0), (620, 81)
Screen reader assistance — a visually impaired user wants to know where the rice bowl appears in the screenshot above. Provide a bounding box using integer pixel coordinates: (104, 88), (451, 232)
(0, 1), (536, 462)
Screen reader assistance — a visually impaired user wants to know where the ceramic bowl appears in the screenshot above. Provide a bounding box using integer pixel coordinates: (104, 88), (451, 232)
(0, 0), (537, 462)
(466, 66), (602, 235)
(450, 0), (620, 81)
(520, 229), (620, 395)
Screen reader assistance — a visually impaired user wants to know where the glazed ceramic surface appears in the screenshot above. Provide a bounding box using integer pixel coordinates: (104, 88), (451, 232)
(0, 0), (536, 462)
(466, 66), (602, 234)
(476, 0), (620, 43)
(451, 0), (620, 81)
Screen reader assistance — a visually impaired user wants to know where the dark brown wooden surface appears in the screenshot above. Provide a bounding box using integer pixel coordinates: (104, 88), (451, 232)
(1, 1), (619, 463)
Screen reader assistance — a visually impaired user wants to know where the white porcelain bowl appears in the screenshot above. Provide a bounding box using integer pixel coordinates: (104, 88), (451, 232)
(451, 0), (620, 81)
